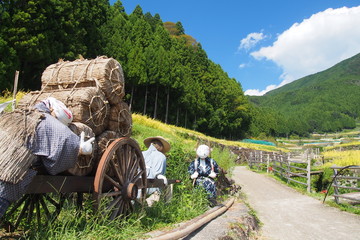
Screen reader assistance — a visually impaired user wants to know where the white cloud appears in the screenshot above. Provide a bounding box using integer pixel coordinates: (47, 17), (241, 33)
(247, 6), (360, 96)
(239, 63), (247, 68)
(245, 84), (277, 96)
(239, 32), (265, 51)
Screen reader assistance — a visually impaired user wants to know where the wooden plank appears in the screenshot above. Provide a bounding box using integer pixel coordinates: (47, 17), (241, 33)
(26, 175), (94, 194)
(289, 165), (307, 171)
(288, 172), (307, 178)
(332, 176), (360, 180)
(333, 192), (360, 202)
(146, 179), (181, 188)
(332, 185), (360, 191)
(27, 175), (181, 194)
(331, 166), (360, 170)
(287, 177), (307, 186)
(310, 170), (323, 175)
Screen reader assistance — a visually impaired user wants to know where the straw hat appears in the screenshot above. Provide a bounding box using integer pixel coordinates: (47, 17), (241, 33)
(144, 136), (171, 153)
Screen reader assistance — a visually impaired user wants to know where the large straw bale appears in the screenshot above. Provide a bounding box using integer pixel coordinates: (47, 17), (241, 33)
(108, 102), (132, 137)
(18, 87), (109, 135)
(41, 56), (125, 105)
(67, 122), (98, 176)
(0, 109), (43, 184)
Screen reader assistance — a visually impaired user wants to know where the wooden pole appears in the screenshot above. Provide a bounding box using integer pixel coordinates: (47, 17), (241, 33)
(333, 168), (340, 204)
(307, 152), (311, 192)
(12, 70), (19, 111)
(149, 198), (235, 240)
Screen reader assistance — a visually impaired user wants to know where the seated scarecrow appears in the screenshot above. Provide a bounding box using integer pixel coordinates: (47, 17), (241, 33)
(141, 136), (171, 206)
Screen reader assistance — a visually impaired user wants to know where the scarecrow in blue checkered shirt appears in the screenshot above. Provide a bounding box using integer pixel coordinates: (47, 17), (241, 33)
(0, 97), (95, 218)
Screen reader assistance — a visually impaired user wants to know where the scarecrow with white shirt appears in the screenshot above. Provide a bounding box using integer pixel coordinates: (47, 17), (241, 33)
(142, 136), (171, 206)
(188, 144), (219, 206)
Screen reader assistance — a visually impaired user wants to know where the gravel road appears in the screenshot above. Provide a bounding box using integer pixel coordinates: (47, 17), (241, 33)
(233, 166), (360, 240)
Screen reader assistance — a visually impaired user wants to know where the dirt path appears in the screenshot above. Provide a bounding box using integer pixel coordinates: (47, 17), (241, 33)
(233, 166), (360, 240)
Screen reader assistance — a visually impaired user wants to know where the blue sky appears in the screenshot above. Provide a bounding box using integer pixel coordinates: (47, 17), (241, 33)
(111, 0), (360, 95)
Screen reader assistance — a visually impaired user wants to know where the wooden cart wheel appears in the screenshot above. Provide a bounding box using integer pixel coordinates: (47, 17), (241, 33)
(93, 137), (147, 219)
(1, 193), (65, 232)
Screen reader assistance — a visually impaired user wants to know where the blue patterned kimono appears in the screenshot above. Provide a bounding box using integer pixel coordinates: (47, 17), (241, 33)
(188, 157), (219, 199)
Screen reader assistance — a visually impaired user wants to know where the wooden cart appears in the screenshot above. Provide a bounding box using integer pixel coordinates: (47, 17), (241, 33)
(1, 137), (174, 232)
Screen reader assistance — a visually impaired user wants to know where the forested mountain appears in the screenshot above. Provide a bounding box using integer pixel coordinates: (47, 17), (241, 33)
(0, 0), (252, 139)
(249, 53), (360, 137)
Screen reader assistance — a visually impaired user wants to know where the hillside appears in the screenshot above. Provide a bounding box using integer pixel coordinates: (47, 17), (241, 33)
(0, 2), (252, 140)
(249, 52), (360, 135)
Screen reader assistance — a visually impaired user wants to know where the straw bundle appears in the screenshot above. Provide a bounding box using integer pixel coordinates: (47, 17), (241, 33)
(96, 131), (121, 177)
(41, 56), (125, 105)
(0, 110), (43, 184)
(7, 57), (133, 179)
(96, 131), (120, 158)
(18, 87), (109, 135)
(108, 102), (132, 137)
(67, 122), (98, 176)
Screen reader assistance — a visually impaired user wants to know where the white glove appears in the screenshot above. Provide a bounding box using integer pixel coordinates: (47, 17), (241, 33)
(157, 174), (168, 185)
(79, 131), (95, 155)
(190, 171), (199, 179)
(209, 171), (217, 179)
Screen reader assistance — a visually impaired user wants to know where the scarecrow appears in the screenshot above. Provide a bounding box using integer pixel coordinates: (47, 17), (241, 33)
(0, 97), (94, 217)
(188, 144), (219, 206)
(142, 136), (171, 206)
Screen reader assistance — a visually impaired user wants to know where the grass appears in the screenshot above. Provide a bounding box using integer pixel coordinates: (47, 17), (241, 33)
(324, 141), (360, 151)
(0, 90), (28, 112)
(22, 187), (210, 240)
(320, 150), (360, 167)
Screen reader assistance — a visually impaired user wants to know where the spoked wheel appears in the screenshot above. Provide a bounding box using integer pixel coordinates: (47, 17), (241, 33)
(1, 193), (65, 232)
(93, 137), (147, 219)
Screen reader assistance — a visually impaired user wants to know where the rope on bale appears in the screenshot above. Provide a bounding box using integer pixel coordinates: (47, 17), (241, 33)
(67, 59), (94, 100)
(96, 131), (120, 157)
(117, 108), (131, 137)
(108, 102), (132, 137)
(41, 56), (125, 105)
(88, 95), (108, 128)
(17, 88), (110, 136)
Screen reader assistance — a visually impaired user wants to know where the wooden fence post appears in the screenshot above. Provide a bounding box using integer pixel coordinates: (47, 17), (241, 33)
(12, 70), (19, 111)
(333, 168), (340, 204)
(249, 152), (253, 168)
(307, 151), (311, 192)
(285, 154), (291, 184)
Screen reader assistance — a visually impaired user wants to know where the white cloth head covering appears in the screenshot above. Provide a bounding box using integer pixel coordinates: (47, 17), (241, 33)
(196, 144), (210, 159)
(42, 97), (73, 126)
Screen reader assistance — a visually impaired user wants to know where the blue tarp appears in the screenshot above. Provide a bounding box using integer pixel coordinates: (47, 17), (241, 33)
(242, 139), (276, 146)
